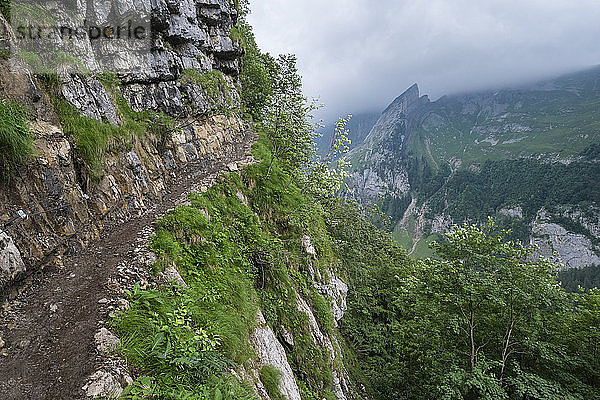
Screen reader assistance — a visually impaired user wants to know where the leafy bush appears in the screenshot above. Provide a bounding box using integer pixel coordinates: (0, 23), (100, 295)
(231, 20), (274, 121)
(0, 100), (34, 178)
(115, 282), (258, 400)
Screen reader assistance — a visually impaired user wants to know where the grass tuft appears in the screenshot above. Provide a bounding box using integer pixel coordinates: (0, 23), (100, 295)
(180, 69), (235, 115)
(260, 365), (284, 400)
(0, 100), (34, 179)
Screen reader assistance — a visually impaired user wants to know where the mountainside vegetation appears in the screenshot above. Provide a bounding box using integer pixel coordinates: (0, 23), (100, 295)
(419, 158), (600, 242)
(345, 71), (600, 278)
(337, 219), (600, 400)
(0, 99), (34, 179)
(3, 0), (596, 398)
(106, 3), (600, 399)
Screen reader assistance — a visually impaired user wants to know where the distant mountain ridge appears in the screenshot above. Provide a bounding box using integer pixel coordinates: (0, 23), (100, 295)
(347, 66), (600, 271)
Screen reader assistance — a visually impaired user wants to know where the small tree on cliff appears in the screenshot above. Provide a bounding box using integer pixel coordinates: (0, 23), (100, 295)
(262, 54), (317, 179)
(298, 115), (352, 200)
(232, 0), (275, 121)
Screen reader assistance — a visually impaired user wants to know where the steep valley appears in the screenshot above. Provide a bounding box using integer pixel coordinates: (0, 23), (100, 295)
(347, 68), (600, 279)
(0, 1), (599, 399)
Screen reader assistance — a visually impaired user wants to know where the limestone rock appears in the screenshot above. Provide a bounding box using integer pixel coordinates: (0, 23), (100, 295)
(61, 74), (119, 125)
(317, 272), (348, 325)
(301, 235), (317, 257)
(531, 220), (600, 270)
(348, 84), (425, 202)
(250, 311), (302, 400)
(158, 266), (187, 287)
(82, 370), (123, 399)
(279, 325), (294, 347)
(95, 328), (120, 354)
(296, 294), (349, 400)
(0, 231), (26, 290)
(499, 206), (524, 219)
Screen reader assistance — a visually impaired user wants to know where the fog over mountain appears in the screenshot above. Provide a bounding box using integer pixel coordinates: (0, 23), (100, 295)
(248, 0), (600, 120)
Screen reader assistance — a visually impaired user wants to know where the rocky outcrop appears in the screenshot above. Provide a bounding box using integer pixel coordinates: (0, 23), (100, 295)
(0, 114), (248, 295)
(249, 311), (302, 400)
(0, 0), (245, 295)
(531, 221), (600, 269)
(300, 235), (354, 400)
(0, 230), (26, 291)
(243, 234), (356, 400)
(557, 206), (600, 238)
(349, 84), (428, 201)
(531, 209), (600, 270)
(316, 272), (348, 325)
(499, 206), (524, 219)
(296, 294), (351, 400)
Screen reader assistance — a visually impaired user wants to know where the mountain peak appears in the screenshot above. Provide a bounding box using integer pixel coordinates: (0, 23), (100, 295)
(383, 83), (421, 115)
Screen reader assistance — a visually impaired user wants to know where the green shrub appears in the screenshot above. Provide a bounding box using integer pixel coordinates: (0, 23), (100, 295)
(310, 289), (334, 334)
(260, 366), (284, 400)
(114, 282), (258, 399)
(230, 12), (274, 121)
(0, 100), (34, 178)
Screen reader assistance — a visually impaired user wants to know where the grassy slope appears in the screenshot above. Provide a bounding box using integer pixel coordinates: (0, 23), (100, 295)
(114, 136), (368, 400)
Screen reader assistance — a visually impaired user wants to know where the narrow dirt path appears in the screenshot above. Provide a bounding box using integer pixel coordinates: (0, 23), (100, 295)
(0, 130), (256, 400)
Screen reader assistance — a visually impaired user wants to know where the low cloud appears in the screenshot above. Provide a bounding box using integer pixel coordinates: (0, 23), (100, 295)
(248, 0), (600, 120)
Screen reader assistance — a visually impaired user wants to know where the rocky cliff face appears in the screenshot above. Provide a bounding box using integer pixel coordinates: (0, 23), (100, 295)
(0, 0), (245, 295)
(348, 68), (600, 270)
(243, 235), (354, 400)
(531, 208), (600, 270)
(0, 3), (364, 399)
(349, 84), (428, 201)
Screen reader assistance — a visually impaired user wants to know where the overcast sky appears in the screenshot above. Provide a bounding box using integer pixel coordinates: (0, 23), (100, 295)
(247, 0), (600, 121)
